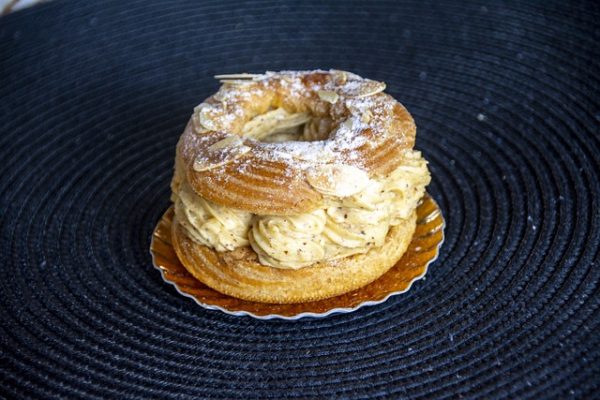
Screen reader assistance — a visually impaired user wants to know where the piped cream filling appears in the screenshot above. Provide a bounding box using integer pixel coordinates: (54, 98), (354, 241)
(172, 149), (430, 269)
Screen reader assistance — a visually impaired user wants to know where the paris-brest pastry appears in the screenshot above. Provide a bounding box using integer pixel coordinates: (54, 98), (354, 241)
(170, 70), (431, 304)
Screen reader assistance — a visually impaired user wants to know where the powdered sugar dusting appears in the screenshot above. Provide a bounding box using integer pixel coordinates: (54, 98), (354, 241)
(192, 70), (407, 181)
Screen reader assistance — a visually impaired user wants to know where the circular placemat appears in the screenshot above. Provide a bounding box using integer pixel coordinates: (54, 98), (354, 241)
(151, 194), (444, 319)
(1, 0), (598, 398)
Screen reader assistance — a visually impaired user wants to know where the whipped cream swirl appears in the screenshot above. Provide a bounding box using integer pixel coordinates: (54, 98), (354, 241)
(172, 149), (430, 269)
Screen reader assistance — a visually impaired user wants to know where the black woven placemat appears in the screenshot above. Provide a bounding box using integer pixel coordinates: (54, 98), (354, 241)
(1, 1), (599, 398)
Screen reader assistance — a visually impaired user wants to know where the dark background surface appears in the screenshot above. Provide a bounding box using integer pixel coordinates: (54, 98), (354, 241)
(1, 0), (599, 398)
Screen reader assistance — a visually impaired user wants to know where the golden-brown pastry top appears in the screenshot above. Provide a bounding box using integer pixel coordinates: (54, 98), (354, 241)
(177, 70), (417, 215)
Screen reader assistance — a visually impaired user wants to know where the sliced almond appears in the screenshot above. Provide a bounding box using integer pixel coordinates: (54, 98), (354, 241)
(212, 89), (226, 102)
(199, 111), (217, 131)
(342, 80), (386, 98)
(331, 70), (347, 85)
(357, 81), (386, 98)
(191, 112), (208, 133)
(317, 90), (339, 104)
(214, 73), (261, 80)
(306, 164), (370, 197)
(194, 104), (219, 131)
(193, 134), (251, 172)
(208, 135), (244, 150)
(219, 79), (256, 85)
(342, 71), (363, 80)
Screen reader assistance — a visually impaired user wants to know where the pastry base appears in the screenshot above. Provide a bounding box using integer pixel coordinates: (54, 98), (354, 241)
(150, 193), (444, 319)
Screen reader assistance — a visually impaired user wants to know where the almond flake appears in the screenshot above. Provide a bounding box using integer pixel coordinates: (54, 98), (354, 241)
(356, 81), (386, 98)
(306, 164), (370, 197)
(219, 79), (255, 85)
(341, 80), (386, 98)
(214, 73), (261, 80)
(208, 135), (245, 150)
(196, 105), (218, 131)
(317, 90), (339, 104)
(331, 70), (347, 85)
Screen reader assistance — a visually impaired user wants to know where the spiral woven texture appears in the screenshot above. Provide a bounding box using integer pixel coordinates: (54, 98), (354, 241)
(1, 1), (599, 399)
